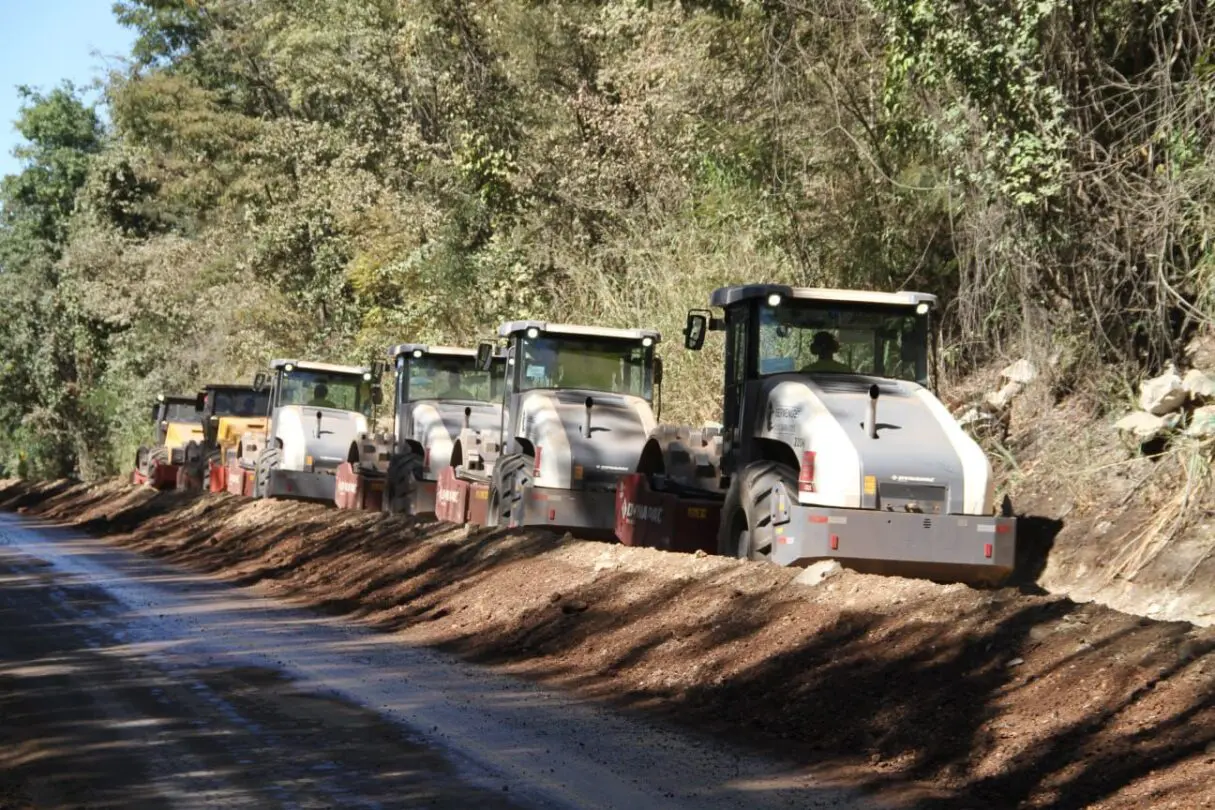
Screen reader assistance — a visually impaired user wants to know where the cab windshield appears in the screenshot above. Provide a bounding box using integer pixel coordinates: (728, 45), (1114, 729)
(404, 355), (505, 403)
(278, 369), (373, 415)
(209, 389), (269, 417)
(162, 402), (199, 423)
(517, 335), (653, 398)
(757, 303), (930, 384)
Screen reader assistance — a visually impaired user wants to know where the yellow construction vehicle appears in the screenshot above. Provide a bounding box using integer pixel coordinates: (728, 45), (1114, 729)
(132, 393), (205, 489)
(197, 384), (270, 492)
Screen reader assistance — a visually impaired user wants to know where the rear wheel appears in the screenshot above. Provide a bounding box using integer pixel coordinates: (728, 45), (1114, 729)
(487, 453), (532, 528)
(253, 446), (282, 499)
(384, 452), (422, 514)
(716, 461), (797, 563)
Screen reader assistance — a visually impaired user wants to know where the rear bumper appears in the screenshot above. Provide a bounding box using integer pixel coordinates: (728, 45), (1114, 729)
(267, 469), (337, 502)
(773, 505), (1015, 579)
(519, 486), (617, 533)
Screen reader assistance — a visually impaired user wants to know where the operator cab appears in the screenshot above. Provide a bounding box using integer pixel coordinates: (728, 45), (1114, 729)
(685, 284), (936, 387)
(388, 344), (506, 412)
(492, 321), (663, 403)
(150, 393), (204, 464)
(255, 359), (384, 418)
(201, 384), (270, 419)
(198, 384), (269, 443)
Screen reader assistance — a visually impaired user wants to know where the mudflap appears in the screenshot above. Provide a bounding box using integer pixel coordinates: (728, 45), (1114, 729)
(208, 462), (227, 494)
(226, 463), (253, 497)
(435, 468), (492, 526)
(335, 462), (386, 511)
(435, 467), (468, 523)
(176, 465), (204, 492)
(615, 474), (722, 554)
(148, 461), (181, 490)
(413, 480), (437, 516)
(468, 483), (490, 524)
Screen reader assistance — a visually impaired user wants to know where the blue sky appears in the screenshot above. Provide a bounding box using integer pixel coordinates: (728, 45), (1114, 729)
(0, 2), (135, 178)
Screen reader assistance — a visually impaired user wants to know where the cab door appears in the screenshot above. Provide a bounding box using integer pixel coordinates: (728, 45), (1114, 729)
(720, 303), (753, 478)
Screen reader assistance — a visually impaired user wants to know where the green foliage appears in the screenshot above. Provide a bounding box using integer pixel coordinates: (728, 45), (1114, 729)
(2, 0), (1214, 477)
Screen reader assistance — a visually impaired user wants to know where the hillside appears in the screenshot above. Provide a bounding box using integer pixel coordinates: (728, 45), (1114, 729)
(2, 0), (1214, 481)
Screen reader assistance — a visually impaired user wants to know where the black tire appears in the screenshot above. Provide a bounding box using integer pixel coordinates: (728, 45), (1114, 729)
(145, 445), (169, 475)
(253, 446), (282, 499)
(716, 461), (797, 563)
(384, 452), (422, 514)
(486, 453), (532, 528)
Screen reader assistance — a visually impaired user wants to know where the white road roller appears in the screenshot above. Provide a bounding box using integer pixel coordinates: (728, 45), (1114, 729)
(239, 359), (384, 502)
(435, 321), (663, 534)
(617, 284), (1016, 585)
(375, 343), (507, 515)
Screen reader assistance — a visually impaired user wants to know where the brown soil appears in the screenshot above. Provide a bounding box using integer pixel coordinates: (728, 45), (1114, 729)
(3, 478), (1214, 809)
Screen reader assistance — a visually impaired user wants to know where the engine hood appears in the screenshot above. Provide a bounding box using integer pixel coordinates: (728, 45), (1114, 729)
(216, 416), (266, 446)
(164, 421), (204, 451)
(274, 405), (368, 472)
(753, 374), (994, 515)
(518, 390), (656, 488)
(404, 401), (503, 479)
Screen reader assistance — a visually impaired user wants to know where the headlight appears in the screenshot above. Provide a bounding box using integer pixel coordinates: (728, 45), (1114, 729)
(767, 293), (782, 307)
(916, 302), (930, 315)
(526, 327), (540, 339)
(412, 349), (423, 358)
(641, 337), (653, 347)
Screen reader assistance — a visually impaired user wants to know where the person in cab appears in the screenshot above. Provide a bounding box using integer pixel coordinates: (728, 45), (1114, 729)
(801, 331), (852, 373)
(308, 383), (338, 409)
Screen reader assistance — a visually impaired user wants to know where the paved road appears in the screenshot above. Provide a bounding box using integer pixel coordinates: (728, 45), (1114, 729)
(0, 514), (872, 809)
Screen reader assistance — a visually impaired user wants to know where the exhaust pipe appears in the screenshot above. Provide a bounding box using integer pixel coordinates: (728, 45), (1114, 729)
(585, 396), (594, 439)
(315, 410), (323, 439)
(463, 406), (471, 430)
(865, 385), (879, 439)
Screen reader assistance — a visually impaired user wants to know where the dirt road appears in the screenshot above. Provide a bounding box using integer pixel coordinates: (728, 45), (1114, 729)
(0, 512), (864, 809)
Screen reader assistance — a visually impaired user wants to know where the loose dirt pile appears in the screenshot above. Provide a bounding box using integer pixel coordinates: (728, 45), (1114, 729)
(3, 479), (1213, 809)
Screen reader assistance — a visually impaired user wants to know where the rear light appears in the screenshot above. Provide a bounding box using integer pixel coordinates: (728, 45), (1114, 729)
(798, 451), (816, 493)
(423, 446), (431, 472)
(534, 446), (542, 478)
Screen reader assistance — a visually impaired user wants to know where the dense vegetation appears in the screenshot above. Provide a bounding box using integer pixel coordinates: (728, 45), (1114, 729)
(1, 0), (1212, 478)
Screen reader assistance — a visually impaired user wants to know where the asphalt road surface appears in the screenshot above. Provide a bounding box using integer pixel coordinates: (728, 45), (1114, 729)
(0, 513), (873, 810)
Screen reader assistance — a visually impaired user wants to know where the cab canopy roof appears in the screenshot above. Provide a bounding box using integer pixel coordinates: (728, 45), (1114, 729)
(157, 393), (199, 406)
(202, 382), (259, 392)
(387, 344), (476, 360)
(709, 284), (937, 309)
(498, 321), (661, 344)
(270, 359), (372, 376)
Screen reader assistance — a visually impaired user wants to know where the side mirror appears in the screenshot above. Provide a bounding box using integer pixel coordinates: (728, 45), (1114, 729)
(653, 357), (664, 385)
(371, 385), (383, 406)
(150, 403), (161, 422)
(195, 392), (206, 412)
(684, 311), (708, 351)
(371, 360), (385, 380)
(252, 372), (267, 392)
(476, 341), (494, 371)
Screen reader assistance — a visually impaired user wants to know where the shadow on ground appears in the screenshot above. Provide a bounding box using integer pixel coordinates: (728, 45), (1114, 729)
(2, 478), (1212, 809)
